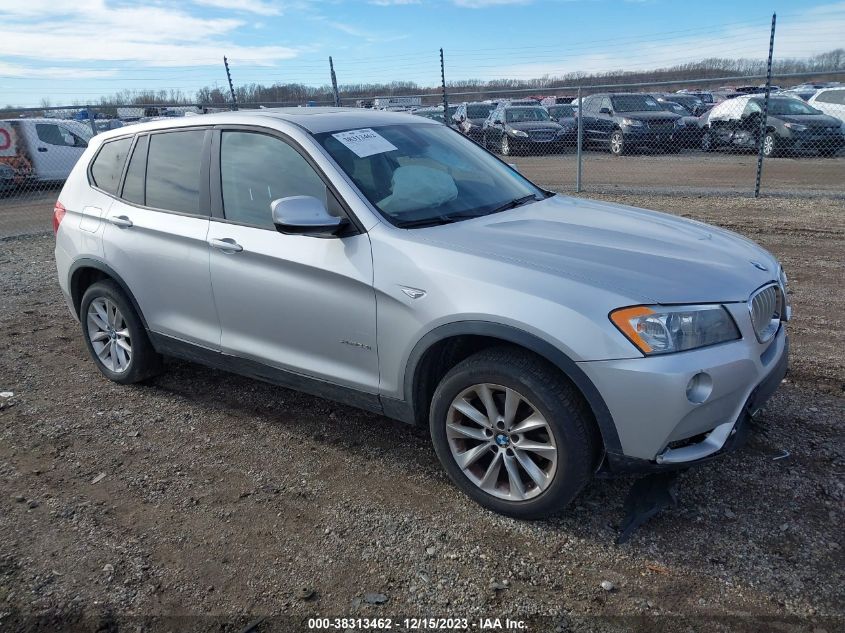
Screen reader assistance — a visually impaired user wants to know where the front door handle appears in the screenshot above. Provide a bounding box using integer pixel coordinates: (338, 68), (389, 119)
(37, 147), (48, 152)
(108, 215), (133, 228)
(208, 237), (243, 253)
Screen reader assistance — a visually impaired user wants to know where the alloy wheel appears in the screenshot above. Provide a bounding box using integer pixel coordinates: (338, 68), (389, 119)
(86, 297), (132, 373)
(501, 135), (510, 155)
(446, 383), (558, 501)
(610, 132), (624, 154)
(763, 134), (775, 156)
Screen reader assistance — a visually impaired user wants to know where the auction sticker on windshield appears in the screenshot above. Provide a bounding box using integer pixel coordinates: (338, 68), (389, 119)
(332, 128), (397, 158)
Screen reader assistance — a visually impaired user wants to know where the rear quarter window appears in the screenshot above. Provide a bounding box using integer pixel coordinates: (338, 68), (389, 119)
(90, 137), (132, 195)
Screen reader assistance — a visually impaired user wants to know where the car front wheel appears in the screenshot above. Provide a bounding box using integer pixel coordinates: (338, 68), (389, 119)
(762, 132), (777, 157)
(429, 347), (597, 519)
(500, 134), (511, 156)
(701, 130), (714, 152)
(609, 130), (626, 156)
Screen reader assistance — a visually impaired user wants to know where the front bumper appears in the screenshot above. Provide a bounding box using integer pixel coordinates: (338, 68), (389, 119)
(579, 304), (789, 474)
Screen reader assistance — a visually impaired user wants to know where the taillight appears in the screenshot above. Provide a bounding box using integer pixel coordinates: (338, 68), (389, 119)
(53, 201), (66, 235)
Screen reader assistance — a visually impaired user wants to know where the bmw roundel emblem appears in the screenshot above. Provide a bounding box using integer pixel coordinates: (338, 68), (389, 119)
(495, 433), (510, 447)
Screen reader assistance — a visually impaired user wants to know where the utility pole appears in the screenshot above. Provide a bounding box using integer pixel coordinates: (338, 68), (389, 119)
(440, 48), (449, 126)
(223, 56), (238, 111)
(329, 56), (341, 107)
(754, 13), (776, 198)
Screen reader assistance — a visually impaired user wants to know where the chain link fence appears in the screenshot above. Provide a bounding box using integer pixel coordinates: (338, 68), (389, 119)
(2, 74), (844, 238)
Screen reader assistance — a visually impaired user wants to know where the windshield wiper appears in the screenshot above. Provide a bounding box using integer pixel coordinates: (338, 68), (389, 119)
(484, 193), (542, 216)
(396, 194), (543, 229)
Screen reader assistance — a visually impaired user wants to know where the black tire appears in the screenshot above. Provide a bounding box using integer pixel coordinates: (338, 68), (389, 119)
(701, 131), (714, 152)
(609, 130), (626, 156)
(429, 347), (598, 519)
(80, 280), (162, 384)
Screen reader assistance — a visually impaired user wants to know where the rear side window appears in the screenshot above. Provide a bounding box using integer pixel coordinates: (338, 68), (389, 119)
(121, 135), (148, 205)
(90, 137), (132, 195)
(37, 123), (84, 148)
(145, 130), (205, 214)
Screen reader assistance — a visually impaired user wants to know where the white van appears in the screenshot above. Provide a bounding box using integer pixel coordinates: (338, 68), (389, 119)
(0, 118), (90, 186)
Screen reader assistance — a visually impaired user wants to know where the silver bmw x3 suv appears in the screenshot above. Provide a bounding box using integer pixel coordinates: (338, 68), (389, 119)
(54, 108), (789, 518)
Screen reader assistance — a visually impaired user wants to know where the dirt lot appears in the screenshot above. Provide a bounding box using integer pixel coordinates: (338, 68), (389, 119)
(1, 194), (843, 632)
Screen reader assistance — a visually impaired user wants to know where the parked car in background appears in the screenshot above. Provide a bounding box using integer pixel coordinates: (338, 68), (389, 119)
(786, 82), (841, 101)
(54, 107), (790, 519)
(546, 104), (578, 145)
(700, 94), (845, 157)
(656, 93), (707, 116)
(652, 98), (701, 148)
(807, 86), (845, 127)
(412, 105), (458, 127)
(677, 90), (715, 105)
(483, 105), (567, 155)
(0, 118), (89, 186)
(578, 93), (681, 155)
(453, 101), (497, 142)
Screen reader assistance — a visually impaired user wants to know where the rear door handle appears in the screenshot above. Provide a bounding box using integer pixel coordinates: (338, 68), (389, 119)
(208, 237), (243, 253)
(108, 215), (133, 228)
(37, 147), (48, 152)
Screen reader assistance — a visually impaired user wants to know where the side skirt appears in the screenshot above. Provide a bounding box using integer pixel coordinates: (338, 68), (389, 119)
(148, 333), (386, 417)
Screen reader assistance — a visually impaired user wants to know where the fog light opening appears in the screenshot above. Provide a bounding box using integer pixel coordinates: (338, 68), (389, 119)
(686, 372), (713, 404)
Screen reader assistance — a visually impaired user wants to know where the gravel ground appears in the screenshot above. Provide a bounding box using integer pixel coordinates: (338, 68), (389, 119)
(1, 194), (843, 632)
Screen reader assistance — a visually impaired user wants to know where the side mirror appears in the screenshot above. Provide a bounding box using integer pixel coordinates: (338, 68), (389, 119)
(599, 107), (612, 115)
(271, 196), (348, 237)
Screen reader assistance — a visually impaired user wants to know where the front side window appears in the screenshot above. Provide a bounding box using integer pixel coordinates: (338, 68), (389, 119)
(315, 123), (545, 228)
(145, 130), (205, 214)
(610, 95), (663, 112)
(815, 90), (845, 105)
(90, 137), (132, 195)
(505, 108), (550, 123)
(220, 131), (328, 229)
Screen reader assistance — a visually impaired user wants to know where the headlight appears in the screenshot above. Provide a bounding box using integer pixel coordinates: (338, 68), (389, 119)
(610, 304), (740, 355)
(621, 117), (644, 127)
(784, 122), (808, 132)
(675, 119), (686, 127)
(510, 129), (528, 137)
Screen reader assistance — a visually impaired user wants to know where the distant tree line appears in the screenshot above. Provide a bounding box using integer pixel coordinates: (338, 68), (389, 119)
(7, 48), (844, 112)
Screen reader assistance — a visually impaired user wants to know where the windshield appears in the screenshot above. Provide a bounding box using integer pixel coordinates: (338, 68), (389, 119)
(758, 98), (822, 116)
(315, 123), (545, 228)
(611, 95), (663, 112)
(548, 105), (575, 118)
(505, 108), (550, 122)
(467, 104), (494, 118)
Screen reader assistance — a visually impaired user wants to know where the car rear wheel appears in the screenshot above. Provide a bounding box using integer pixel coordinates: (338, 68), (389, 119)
(429, 347), (597, 519)
(80, 280), (162, 384)
(609, 130), (626, 156)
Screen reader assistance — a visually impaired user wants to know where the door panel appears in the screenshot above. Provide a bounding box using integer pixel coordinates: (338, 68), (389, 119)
(208, 129), (378, 392)
(208, 225), (378, 391)
(103, 203), (219, 348)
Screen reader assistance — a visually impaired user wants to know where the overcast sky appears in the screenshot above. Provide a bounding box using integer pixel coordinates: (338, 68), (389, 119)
(1, 0), (843, 107)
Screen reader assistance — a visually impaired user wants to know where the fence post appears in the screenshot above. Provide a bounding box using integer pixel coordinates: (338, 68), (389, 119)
(329, 56), (341, 107)
(223, 56), (238, 111)
(440, 48), (449, 126)
(576, 87), (583, 193)
(87, 106), (97, 137)
(754, 13), (777, 198)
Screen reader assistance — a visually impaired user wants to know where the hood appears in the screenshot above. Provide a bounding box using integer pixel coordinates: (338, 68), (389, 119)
(617, 110), (681, 122)
(774, 113), (842, 128)
(412, 195), (777, 304)
(506, 121), (563, 131)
